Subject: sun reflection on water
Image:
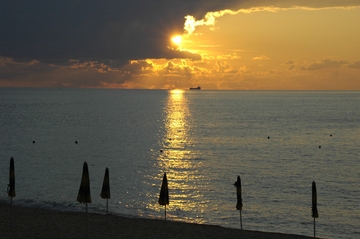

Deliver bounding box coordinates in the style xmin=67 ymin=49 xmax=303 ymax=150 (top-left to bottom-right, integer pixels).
xmin=149 ymin=89 xmax=208 ymax=222
xmin=159 ymin=89 xmax=191 ymax=170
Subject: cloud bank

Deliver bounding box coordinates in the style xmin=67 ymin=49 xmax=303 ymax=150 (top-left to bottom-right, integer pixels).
xmin=1 ymin=0 xmax=360 ymax=88
xmin=2 ymin=0 xmax=358 ymax=63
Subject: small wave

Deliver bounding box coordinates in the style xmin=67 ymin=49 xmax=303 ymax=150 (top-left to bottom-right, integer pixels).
xmin=0 ymin=197 xmax=84 ymax=213
xmin=0 ymin=197 xmax=153 ymax=220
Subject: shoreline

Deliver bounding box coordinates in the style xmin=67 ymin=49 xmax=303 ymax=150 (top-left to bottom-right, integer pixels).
xmin=0 ymin=202 xmax=318 ymax=239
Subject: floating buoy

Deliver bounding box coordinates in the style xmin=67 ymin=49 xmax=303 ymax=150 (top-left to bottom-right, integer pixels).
xmin=32 ymin=140 xmax=35 ymax=144
xmin=75 ymin=141 xmax=78 ymax=144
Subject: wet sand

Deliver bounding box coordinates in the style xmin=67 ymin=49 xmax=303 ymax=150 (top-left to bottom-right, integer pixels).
xmin=0 ymin=202 xmax=318 ymax=239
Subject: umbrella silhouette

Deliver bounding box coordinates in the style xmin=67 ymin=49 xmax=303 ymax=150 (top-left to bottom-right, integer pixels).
xmin=7 ymin=157 xmax=16 ymax=229
xmin=235 ymin=175 xmax=243 ymax=231
xmin=77 ymin=161 xmax=91 ymax=237
xmin=312 ymin=181 xmax=319 ymax=238
xmin=158 ymin=173 xmax=169 ymax=220
xmin=100 ymin=167 xmax=110 ymax=214
xmin=8 ymin=157 xmax=16 ymax=197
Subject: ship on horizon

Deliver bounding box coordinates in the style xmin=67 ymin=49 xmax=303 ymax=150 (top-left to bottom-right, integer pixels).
xmin=189 ymin=86 xmax=201 ymax=90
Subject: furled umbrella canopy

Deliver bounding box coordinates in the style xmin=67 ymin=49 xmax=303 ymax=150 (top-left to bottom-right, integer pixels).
xmin=158 ymin=173 xmax=169 ymax=220
xmin=158 ymin=173 xmax=169 ymax=205
xmin=8 ymin=157 xmax=16 ymax=197
xmin=77 ymin=161 xmax=91 ymax=238
xmin=77 ymin=161 xmax=91 ymax=203
xmin=312 ymin=181 xmax=319 ymax=218
xmin=312 ymin=181 xmax=319 ymax=238
xmin=100 ymin=167 xmax=110 ymax=214
xmin=8 ymin=157 xmax=16 ymax=230
xmin=235 ymin=175 xmax=242 ymax=210
xmin=100 ymin=167 xmax=110 ymax=199
xmin=235 ymin=175 xmax=243 ymax=231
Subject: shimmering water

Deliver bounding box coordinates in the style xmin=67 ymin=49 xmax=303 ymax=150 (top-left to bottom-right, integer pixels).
xmin=0 ymin=89 xmax=359 ymax=239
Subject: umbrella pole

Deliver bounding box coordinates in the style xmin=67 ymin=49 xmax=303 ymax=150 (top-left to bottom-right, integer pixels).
xmin=10 ymin=197 xmax=12 ymax=230
xmin=240 ymin=210 xmax=242 ymax=230
xmin=240 ymin=210 xmax=243 ymax=238
xmin=314 ymin=217 xmax=316 ymax=238
xmin=86 ymin=202 xmax=88 ymax=239
xmin=165 ymin=205 xmax=167 ymax=221
xmin=106 ymin=198 xmax=108 ymax=215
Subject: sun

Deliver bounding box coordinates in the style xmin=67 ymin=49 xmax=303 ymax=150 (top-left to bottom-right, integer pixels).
xmin=171 ymin=35 xmax=182 ymax=46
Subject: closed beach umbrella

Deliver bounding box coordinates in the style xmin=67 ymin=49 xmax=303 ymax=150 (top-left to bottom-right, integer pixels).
xmin=77 ymin=161 xmax=91 ymax=203
xmin=8 ymin=157 xmax=16 ymax=197
xmin=235 ymin=175 xmax=243 ymax=230
xmin=100 ymin=167 xmax=110 ymax=214
xmin=158 ymin=173 xmax=169 ymax=220
xmin=77 ymin=161 xmax=91 ymax=238
xmin=312 ymin=181 xmax=319 ymax=238
xmin=8 ymin=157 xmax=16 ymax=229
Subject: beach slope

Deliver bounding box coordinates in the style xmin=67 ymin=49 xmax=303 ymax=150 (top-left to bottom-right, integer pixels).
xmin=0 ymin=203 xmax=317 ymax=239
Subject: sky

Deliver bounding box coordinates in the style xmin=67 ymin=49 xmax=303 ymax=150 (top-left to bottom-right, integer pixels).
xmin=1 ymin=0 xmax=360 ymax=90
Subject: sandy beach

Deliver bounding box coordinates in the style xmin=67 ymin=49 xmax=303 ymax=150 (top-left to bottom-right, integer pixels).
xmin=0 ymin=202 xmax=318 ymax=239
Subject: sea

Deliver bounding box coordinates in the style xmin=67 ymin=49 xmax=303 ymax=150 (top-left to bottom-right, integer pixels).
xmin=0 ymin=88 xmax=359 ymax=239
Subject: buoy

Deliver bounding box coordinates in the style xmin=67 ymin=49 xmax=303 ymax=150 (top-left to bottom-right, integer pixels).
xmin=32 ymin=140 xmax=35 ymax=144
xmin=75 ymin=141 xmax=78 ymax=144
xmin=319 ymin=146 xmax=321 ymax=148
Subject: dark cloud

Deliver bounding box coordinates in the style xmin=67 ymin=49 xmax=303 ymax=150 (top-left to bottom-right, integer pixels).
xmin=287 ymin=65 xmax=295 ymax=70
xmin=0 ymin=0 xmax=237 ymax=64
xmin=307 ymin=59 xmax=348 ymax=70
xmin=284 ymin=60 xmax=295 ymax=65
xmin=2 ymin=0 xmax=358 ymax=64
xmin=348 ymin=61 xmax=360 ymax=69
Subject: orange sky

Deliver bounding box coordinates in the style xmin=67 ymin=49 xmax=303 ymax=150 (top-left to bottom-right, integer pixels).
xmin=139 ymin=7 xmax=360 ymax=90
